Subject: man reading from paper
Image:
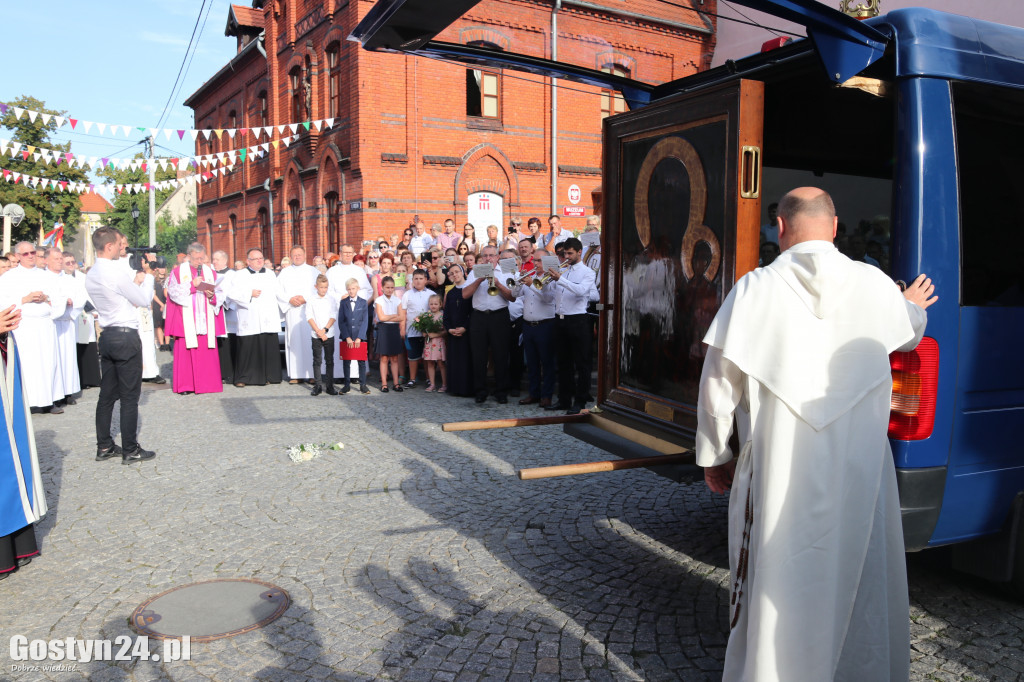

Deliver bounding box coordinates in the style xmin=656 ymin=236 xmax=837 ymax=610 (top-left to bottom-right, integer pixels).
xmin=696 ymin=188 xmax=937 ymax=682
xmin=165 ymin=242 xmax=224 ymax=394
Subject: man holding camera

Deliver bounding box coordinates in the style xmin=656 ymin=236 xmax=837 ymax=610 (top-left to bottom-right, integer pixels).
xmin=85 ymin=227 xmax=156 ymax=464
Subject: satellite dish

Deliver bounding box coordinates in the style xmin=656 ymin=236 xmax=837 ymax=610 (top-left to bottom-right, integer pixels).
xmin=2 ymin=204 xmax=25 ymax=226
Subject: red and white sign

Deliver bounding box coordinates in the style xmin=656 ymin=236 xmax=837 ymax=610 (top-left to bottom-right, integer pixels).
xmin=567 ymin=184 xmax=581 ymax=205
xmin=563 ymin=206 xmax=586 ymax=217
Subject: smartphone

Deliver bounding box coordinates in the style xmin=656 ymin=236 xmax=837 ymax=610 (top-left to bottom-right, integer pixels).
xmin=393 ymin=273 xmax=407 ymax=287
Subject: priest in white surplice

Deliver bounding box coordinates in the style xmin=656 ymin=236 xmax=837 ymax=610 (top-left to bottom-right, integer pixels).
xmin=696 ymin=188 xmax=937 ymax=682
xmin=0 ymin=242 xmax=63 ymax=414
xmin=276 ymin=245 xmax=319 ymax=382
xmin=228 ymin=248 xmax=282 ymax=387
xmin=325 ymin=244 xmax=372 ymax=302
xmin=44 ymin=248 xmax=86 ymax=406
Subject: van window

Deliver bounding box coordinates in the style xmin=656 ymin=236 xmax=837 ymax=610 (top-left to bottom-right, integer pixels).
xmin=954 ymin=82 xmax=1024 ymax=307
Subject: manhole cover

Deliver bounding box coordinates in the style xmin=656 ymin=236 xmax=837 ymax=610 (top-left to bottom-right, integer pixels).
xmin=130 ymin=578 xmax=290 ymax=642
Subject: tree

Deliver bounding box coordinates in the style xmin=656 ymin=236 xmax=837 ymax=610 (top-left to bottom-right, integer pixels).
xmin=96 ymin=154 xmax=178 ymax=248
xmin=156 ymin=205 xmax=198 ymax=257
xmin=0 ymin=96 xmax=90 ymax=243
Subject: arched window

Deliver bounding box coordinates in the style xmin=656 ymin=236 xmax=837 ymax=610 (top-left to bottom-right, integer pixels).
xmin=290 ymin=67 xmax=302 ymax=123
xmin=325 ymin=192 xmax=339 ymax=253
xmin=600 ymin=65 xmax=629 ymax=119
xmin=257 ymin=207 xmax=269 ymax=257
xmin=289 ymin=199 xmax=301 ymax=245
xmin=326 ymin=43 xmax=341 ymax=119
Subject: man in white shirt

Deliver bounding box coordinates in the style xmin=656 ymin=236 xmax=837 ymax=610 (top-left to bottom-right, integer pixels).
xmin=45 ymin=247 xmax=85 ymax=408
xmin=462 ymin=245 xmax=516 ymax=403
xmin=84 ymin=227 xmax=157 ymax=463
xmin=539 ymin=215 xmax=570 ymax=254
xmin=227 ymin=248 xmax=282 ymax=387
xmin=408 ymin=221 xmax=434 ymax=257
xmin=326 ymin=244 xmax=372 ymax=302
xmin=0 ymin=242 xmax=63 ymax=414
xmin=276 ymin=245 xmax=319 ymax=383
xmin=545 ymin=237 xmax=597 ymax=414
xmin=513 ymin=250 xmax=556 ymax=407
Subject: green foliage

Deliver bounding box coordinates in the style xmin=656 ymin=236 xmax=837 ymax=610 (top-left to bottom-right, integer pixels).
xmin=0 ymin=95 xmax=90 ymax=243
xmin=156 ymin=205 xmax=198 ymax=257
xmin=97 ymin=154 xmax=179 ymax=248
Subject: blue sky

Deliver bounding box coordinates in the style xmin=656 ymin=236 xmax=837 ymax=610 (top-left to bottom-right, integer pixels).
xmin=3 ymin=1 xmax=239 ymax=162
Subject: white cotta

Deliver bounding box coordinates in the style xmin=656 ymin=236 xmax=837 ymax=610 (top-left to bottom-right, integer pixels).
xmin=325 ymin=263 xmax=372 ymax=302
xmin=276 ymin=263 xmax=319 ymax=378
xmin=168 ymin=263 xmax=221 ymax=349
xmin=0 ymin=266 xmax=63 ymax=408
xmin=227 ymin=268 xmax=282 ymax=335
xmin=696 ymin=241 xmax=927 ymax=682
xmin=74 ymin=270 xmax=97 ymax=344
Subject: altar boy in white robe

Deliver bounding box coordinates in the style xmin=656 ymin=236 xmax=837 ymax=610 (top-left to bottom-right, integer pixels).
xmin=44 ymin=248 xmax=85 ymax=406
xmin=696 ymin=187 xmax=937 ymax=682
xmin=276 ymin=245 xmax=319 ymax=383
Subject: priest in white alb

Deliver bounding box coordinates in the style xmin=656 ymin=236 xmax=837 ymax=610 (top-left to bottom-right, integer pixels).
xmin=0 ymin=242 xmax=63 ymax=414
xmin=326 ymin=244 xmax=372 ymax=302
xmin=165 ymin=243 xmax=225 ymax=394
xmin=45 ymin=247 xmax=86 ymax=406
xmin=696 ymin=188 xmax=937 ymax=682
xmin=276 ymin=245 xmax=319 ymax=383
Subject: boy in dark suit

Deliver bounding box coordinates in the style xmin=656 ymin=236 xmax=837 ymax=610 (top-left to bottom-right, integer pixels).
xmin=337 ymin=278 xmax=370 ymax=394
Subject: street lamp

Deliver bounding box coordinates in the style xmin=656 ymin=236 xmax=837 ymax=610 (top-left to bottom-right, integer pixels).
xmin=131 ymin=203 xmax=140 ymax=248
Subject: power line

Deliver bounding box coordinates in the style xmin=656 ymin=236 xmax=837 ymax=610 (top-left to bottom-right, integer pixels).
xmin=656 ymin=0 xmax=802 ymax=37
xmin=154 ymin=0 xmax=214 ymax=131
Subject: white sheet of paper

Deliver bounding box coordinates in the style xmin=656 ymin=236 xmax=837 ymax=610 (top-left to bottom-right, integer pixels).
xmin=498 ymin=258 xmax=518 ymax=274
xmin=580 ymin=232 xmax=601 ymax=249
xmin=541 ymin=256 xmax=560 ymax=272
xmin=473 ymin=263 xmax=494 ymax=279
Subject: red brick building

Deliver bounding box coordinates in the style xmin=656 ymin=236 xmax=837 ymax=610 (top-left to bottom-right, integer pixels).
xmin=185 ymin=0 xmax=716 ymax=264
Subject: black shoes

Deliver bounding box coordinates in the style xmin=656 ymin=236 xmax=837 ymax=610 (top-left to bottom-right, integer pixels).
xmin=475 ymin=395 xmax=487 ymax=403
xmin=544 ymin=402 xmax=570 ymax=411
xmin=340 ymin=384 xmax=351 ymax=395
xmin=393 ymin=384 xmax=404 ymax=392
xmin=311 ymin=385 xmax=323 ymax=396
xmin=360 ymin=385 xmax=371 ymax=394
xmin=496 ymin=396 xmax=508 ymax=404
xmin=325 ymin=386 xmax=338 ymax=395
xmin=96 ymin=444 xmax=123 ymax=461
xmin=48 ymin=405 xmax=64 ymax=415
xmin=145 ymin=376 xmax=167 ymax=385
xmin=565 ymin=406 xmax=583 ymax=415
xmin=380 ymin=385 xmax=389 ymax=393
xmin=122 ymin=446 xmax=156 ymax=465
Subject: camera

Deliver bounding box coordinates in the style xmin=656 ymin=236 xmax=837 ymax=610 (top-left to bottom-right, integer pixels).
xmin=126 ymin=245 xmax=162 ymax=272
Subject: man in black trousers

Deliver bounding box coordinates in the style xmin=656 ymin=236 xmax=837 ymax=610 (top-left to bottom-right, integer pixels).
xmin=84 ymin=227 xmax=156 ymax=464
xmin=462 ymin=245 xmax=516 ymax=404
xmin=544 ymin=237 xmax=598 ymax=415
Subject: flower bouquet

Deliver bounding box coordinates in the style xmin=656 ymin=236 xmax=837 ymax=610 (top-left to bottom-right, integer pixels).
xmin=411 ymin=311 xmax=444 ymax=335
xmin=287 ymin=441 xmax=344 ymax=463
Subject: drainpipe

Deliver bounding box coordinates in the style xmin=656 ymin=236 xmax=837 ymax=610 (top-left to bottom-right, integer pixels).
xmin=550 ymin=0 xmax=561 ymax=217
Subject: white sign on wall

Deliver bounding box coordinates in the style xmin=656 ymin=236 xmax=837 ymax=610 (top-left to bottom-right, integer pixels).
xmin=467 ymin=191 xmax=504 ymax=242
xmin=568 ymin=184 xmax=581 ymax=205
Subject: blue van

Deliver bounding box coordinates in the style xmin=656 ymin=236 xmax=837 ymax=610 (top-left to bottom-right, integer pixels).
xmin=353 ymin=2 xmax=1024 ymax=590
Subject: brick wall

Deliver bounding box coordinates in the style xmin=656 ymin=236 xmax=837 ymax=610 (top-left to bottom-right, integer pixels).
xmin=188 ymin=0 xmax=714 ymax=263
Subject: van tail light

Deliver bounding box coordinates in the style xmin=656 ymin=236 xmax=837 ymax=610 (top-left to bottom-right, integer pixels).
xmin=888 ymin=336 xmax=939 ymax=440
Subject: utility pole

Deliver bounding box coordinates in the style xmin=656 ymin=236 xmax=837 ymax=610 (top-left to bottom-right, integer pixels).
xmin=147 ymin=136 xmax=157 ymax=246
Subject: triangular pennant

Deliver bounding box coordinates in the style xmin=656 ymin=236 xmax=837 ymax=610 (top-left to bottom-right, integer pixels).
xmin=301 ymin=121 xmax=311 ymax=131
xmin=96 ymin=122 xmax=106 ymax=135
xmin=239 ymin=148 xmax=248 ymax=162
xmin=150 ymin=128 xmax=159 ymax=138
xmin=324 ymin=118 xmax=334 ymax=128
xmin=12 ymin=107 xmax=24 ymax=119
xmin=177 ymin=130 xmax=185 ymax=140
xmin=213 ymin=129 xmax=224 ymax=139
xmin=55 ymin=115 xmax=66 ymax=128
xmin=189 ymin=130 xmax=200 ymax=141
xmin=238 ymin=128 xmax=248 ymax=137
xmin=226 ymin=129 xmax=236 ymax=139
xmin=27 ymin=110 xmax=38 ymax=123
xmin=271 ymin=140 xmax=280 ymax=149
xmin=163 ymin=129 xmax=174 ymax=141
xmin=313 ymin=120 xmax=323 ymax=131
xmin=202 ymin=129 xmax=212 ymax=140
xmin=288 ymin=123 xmax=299 ymax=134
xmin=277 ymin=125 xmax=287 ymax=135
xmin=83 ymin=121 xmax=93 ymax=133
xmin=69 ymin=118 xmax=78 ymax=129
xmin=41 ymin=113 xmax=52 ymax=125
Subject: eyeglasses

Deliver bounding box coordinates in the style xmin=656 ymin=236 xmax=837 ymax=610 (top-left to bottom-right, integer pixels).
xmin=17 ymin=252 xmax=34 ymax=257
xmin=247 ymin=256 xmax=264 ymax=261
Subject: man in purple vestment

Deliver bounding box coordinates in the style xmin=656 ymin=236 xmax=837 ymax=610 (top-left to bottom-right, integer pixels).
xmin=165 ymin=243 xmax=225 ymax=394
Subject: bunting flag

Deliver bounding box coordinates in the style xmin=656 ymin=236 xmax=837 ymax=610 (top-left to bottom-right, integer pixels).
xmin=0 ymin=101 xmax=335 ymax=143
xmin=0 ymin=165 xmax=209 ymax=197
xmin=0 ymin=136 xmax=294 ymax=172
xmin=42 ymin=221 xmax=65 ymax=251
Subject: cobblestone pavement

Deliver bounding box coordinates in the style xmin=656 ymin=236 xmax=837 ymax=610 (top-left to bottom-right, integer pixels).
xmin=2 ymin=352 xmax=1023 ymax=681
